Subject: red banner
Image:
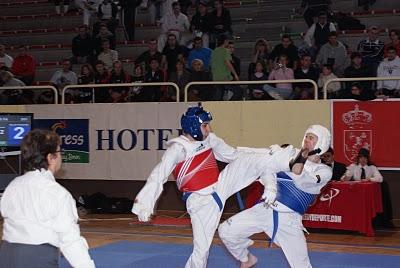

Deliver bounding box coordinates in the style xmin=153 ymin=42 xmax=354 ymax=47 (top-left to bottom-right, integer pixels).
xmin=332 ymin=100 xmax=400 ymax=168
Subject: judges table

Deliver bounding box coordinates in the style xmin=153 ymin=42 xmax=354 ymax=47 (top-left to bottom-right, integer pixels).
xmin=303 ymin=181 xmax=383 ymax=236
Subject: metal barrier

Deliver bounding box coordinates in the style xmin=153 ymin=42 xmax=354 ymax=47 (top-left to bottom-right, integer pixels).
xmin=323 ymin=76 xmax=400 ymax=99
xmin=183 ymin=79 xmax=319 ymax=102
xmin=62 ymin=82 xmax=180 ymax=104
xmin=0 ymin=85 xmax=59 ymax=104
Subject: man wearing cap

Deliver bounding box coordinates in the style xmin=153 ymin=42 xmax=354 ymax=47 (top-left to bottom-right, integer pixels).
xmin=132 ymin=106 xmax=299 ymax=268
xmin=341 ymin=148 xmax=383 ymax=182
xmin=218 ymin=125 xmax=333 ymax=268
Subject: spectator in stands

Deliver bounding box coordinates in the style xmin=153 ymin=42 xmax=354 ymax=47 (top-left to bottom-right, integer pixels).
xmin=95 ymin=0 xmax=119 ymax=35
xmin=248 ymin=61 xmax=270 ymax=100
xmin=157 ymin=2 xmax=190 ymax=52
xmin=109 ymin=60 xmax=132 ymax=84
xmin=248 ymin=38 xmax=270 ymax=79
xmin=341 ymin=82 xmax=376 ymax=101
xmin=78 ymin=64 xmax=95 ymax=85
xmin=300 ymin=0 xmax=332 ymax=27
xmin=119 ymin=0 xmax=143 ymax=41
xmin=161 ymin=33 xmax=188 ymax=76
xmin=344 ymin=52 xmax=373 ymax=90
xmin=190 ymin=1 xmax=211 ymax=48
xmin=135 ymin=39 xmax=163 ymax=73
xmin=376 ymin=46 xmax=400 ymax=98
xmin=228 ymin=40 xmax=240 ymax=78
xmin=53 ymin=0 xmax=70 ymax=14
xmin=293 ymin=54 xmax=319 ymax=99
xmin=144 ymin=57 xmax=164 ymax=101
xmin=321 ymin=147 xmax=347 ymax=181
xmin=107 ymin=60 xmax=132 ymax=102
xmin=0 ymin=70 xmax=25 ymax=87
xmin=97 ymin=39 xmax=118 ymax=69
xmin=0 ymin=45 xmax=13 ymax=71
xmin=304 ymin=11 xmax=336 ymax=52
xmin=187 ymin=37 xmax=212 ymax=70
xmin=11 ymin=46 xmax=36 ymax=86
xmin=316 ymin=31 xmax=348 ymax=77
xmin=318 ymin=64 xmax=340 ymax=99
xmin=357 ymin=26 xmax=384 ymax=75
xmin=93 ymin=60 xmax=110 ymax=102
xmin=128 ymin=64 xmax=145 ymax=102
xmin=263 ymin=54 xmax=294 ymax=100
xmin=75 ymin=64 xmax=95 ymax=103
xmin=94 ymin=23 xmax=116 ymax=55
xmin=209 ymin=0 xmax=232 ymax=49
xmin=384 ymin=29 xmax=400 ymax=58
xmin=358 ymin=0 xmax=376 ymax=11
xmin=168 ymin=60 xmax=190 ymax=101
xmin=75 ymin=0 xmax=101 ymax=26
xmin=189 ymin=59 xmax=213 ymax=101
xmin=341 ymin=148 xmax=383 ymax=182
xmin=269 ymin=35 xmax=299 ymax=69
xmin=50 ymin=59 xmax=78 ymax=96
xmin=211 ymin=35 xmax=239 ymax=100
xmin=71 ymin=25 xmax=94 ymax=64
xmin=226 ymin=40 xmax=243 ymax=100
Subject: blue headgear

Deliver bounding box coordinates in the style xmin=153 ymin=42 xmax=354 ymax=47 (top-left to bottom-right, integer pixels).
xmin=181 ymin=106 xmax=212 ymax=141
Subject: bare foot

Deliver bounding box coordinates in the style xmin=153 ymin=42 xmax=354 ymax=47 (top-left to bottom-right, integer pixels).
xmin=240 ymin=253 xmax=258 ymax=268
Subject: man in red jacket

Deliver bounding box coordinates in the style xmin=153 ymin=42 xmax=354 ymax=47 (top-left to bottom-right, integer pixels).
xmin=11 ymin=46 xmax=36 ymax=86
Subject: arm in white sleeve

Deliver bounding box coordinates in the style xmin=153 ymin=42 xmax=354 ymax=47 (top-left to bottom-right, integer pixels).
xmin=304 ymin=24 xmax=316 ymax=47
xmin=272 ymin=145 xmax=299 ymax=172
xmin=291 ymin=163 xmax=332 ymax=194
xmin=132 ymin=143 xmax=183 ymax=216
xmin=342 ymin=164 xmax=354 ymax=181
xmin=369 ymin=166 xmax=383 ymax=182
xmin=53 ymin=192 xmax=95 ymax=268
xmin=259 ymin=173 xmax=277 ymax=204
xmin=208 ymin=132 xmax=240 ymax=163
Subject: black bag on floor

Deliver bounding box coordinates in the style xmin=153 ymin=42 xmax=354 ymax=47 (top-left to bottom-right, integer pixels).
xmin=77 ymin=192 xmax=133 ymax=213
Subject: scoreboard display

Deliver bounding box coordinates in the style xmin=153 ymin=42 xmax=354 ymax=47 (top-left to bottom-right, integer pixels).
xmin=0 ymin=113 xmax=33 ymax=148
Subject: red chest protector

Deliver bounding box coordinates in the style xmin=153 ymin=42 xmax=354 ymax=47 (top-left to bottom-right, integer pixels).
xmin=173 ymin=148 xmax=220 ymax=192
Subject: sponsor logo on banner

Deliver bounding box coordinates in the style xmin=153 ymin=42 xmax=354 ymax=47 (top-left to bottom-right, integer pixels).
xmin=96 ymin=128 xmax=183 ymax=151
xmin=319 ymin=188 xmax=340 ymax=206
xmin=34 ymin=119 xmax=89 ymax=163
xmin=341 ymin=104 xmax=372 ymax=162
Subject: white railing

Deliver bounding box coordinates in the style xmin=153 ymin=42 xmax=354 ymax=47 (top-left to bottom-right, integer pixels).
xmin=323 ymin=76 xmax=400 ymax=99
xmin=61 ymin=82 xmax=181 ymax=104
xmin=0 ymin=85 xmax=59 ymax=104
xmin=183 ymin=79 xmax=319 ymax=102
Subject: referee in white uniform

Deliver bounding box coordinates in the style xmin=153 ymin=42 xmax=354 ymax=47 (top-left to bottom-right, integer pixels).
xmin=0 ymin=129 xmax=95 ymax=268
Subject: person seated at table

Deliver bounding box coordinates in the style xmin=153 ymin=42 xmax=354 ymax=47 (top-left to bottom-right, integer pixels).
xmin=321 ymin=147 xmax=346 ymax=181
xmin=340 ymin=148 xmax=383 ymax=182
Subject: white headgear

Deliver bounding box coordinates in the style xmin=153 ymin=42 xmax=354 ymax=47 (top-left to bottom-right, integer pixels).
xmin=302 ymin=125 xmax=331 ymax=155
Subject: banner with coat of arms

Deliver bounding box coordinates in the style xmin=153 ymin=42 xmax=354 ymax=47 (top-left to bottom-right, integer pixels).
xmin=332 ymin=101 xmax=400 ymax=169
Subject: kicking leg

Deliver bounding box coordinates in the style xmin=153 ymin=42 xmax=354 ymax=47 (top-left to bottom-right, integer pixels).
xmin=218 ymin=203 xmax=270 ymax=265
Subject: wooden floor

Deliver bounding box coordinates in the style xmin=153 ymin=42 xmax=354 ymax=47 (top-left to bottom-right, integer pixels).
xmin=76 ymin=211 xmax=400 ymax=256
xmin=1 ymin=211 xmax=399 ymax=259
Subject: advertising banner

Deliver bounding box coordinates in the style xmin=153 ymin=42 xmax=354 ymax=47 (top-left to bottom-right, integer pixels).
xmin=332 ymin=100 xmax=400 ymax=168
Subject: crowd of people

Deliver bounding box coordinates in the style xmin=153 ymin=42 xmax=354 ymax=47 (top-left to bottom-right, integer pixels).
xmin=0 ymin=0 xmax=399 ymax=104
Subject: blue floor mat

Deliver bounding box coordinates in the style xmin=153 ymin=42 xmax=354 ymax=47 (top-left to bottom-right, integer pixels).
xmin=60 ymin=240 xmax=400 ymax=268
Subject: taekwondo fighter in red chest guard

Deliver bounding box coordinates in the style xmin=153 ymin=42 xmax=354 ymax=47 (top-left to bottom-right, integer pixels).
xmin=131 ymin=106 xmax=298 ymax=268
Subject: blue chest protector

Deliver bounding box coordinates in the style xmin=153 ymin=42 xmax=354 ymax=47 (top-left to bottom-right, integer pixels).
xmin=275 ymin=171 xmax=318 ymax=215
xmin=269 ymin=171 xmax=318 ymax=247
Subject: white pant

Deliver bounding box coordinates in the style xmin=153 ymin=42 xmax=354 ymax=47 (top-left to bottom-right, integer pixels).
xmin=184 ymin=152 xmax=289 ymax=268
xmin=218 ymin=203 xmax=312 ymax=268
